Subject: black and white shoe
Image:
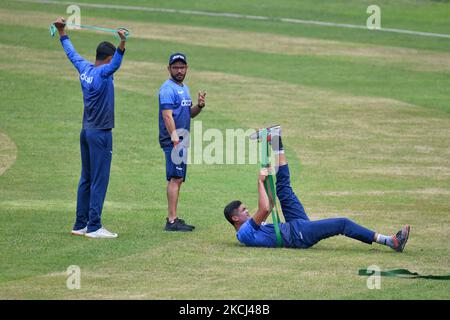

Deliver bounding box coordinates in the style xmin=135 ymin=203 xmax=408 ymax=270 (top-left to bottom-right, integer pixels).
xmin=165 ymin=218 xmax=195 ymax=232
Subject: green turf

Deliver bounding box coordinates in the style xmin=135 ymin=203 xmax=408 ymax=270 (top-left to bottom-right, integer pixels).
xmin=0 ymin=0 xmax=449 ymax=299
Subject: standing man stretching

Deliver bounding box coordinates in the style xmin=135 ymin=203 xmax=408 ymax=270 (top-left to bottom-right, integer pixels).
xmin=53 ymin=17 xmax=127 ymax=238
xmin=158 ymin=53 xmax=206 ymax=231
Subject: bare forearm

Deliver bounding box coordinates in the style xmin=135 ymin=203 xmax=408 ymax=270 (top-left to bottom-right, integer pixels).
xmin=118 ymin=40 xmax=125 ymax=51
xmin=163 ymin=115 xmax=178 ymax=142
xmin=190 ymin=105 xmax=203 ymax=118
xmin=192 ymin=91 xmax=206 ymax=118
xmin=58 ymin=29 xmax=67 ymax=37
xmin=253 ymin=181 xmax=271 ymax=225
xmin=258 ymin=181 xmax=270 ymax=214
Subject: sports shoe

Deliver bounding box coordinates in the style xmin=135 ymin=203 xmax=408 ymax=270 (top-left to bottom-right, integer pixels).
xmin=249 ymin=125 xmax=284 ymax=155
xmin=165 ymin=218 xmax=195 ymax=232
xmin=392 ymin=225 xmax=410 ymax=252
xmin=177 ymin=218 xmax=195 ymax=230
xmin=85 ymin=227 xmax=118 ymax=239
xmin=249 ymin=124 xmax=281 ymax=141
xmin=71 ymin=226 xmax=87 ymax=236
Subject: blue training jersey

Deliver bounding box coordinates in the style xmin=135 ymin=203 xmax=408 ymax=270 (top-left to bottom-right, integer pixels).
xmin=236 ymin=218 xmax=292 ymax=248
xmin=60 ymin=35 xmax=125 ymax=129
xmin=158 ymin=79 xmax=192 ymax=148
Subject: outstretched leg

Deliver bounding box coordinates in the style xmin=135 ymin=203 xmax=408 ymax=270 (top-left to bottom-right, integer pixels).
xmin=294 ymin=217 xmax=376 ymax=248
xmin=291 ymin=218 xmax=410 ymax=252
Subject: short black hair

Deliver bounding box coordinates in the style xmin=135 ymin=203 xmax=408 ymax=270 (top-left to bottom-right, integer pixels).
xmin=96 ymin=41 xmax=116 ymax=61
xmin=224 ymin=200 xmax=241 ymax=226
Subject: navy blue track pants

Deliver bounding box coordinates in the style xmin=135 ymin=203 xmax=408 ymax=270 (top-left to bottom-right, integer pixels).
xmin=276 ymin=164 xmax=375 ymax=248
xmin=73 ymin=128 xmax=112 ymax=233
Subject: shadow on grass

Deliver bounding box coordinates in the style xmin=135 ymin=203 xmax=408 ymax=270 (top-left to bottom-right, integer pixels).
xmin=222 ymin=241 xmax=391 ymax=254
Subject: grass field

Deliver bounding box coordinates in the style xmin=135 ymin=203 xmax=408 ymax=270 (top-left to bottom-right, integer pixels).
xmin=0 ymin=0 xmax=449 ymax=299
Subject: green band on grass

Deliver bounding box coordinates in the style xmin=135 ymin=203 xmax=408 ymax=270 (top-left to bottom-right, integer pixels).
xmin=358 ymin=268 xmax=450 ymax=280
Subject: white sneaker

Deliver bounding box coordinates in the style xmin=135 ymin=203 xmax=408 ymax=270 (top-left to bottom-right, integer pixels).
xmin=71 ymin=227 xmax=87 ymax=236
xmin=85 ymin=227 xmax=118 ymax=239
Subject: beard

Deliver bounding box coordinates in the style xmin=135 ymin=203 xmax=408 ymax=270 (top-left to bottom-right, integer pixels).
xmin=171 ymin=72 xmax=186 ymax=83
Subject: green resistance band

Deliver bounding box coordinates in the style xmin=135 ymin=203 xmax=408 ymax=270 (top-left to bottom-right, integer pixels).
xmin=50 ymin=23 xmax=130 ymax=40
xmin=260 ymin=129 xmax=284 ymax=248
xmin=359 ymin=268 xmax=450 ymax=280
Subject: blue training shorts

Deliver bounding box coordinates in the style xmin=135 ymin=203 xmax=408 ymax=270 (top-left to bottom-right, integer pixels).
xmin=163 ymin=146 xmax=188 ymax=182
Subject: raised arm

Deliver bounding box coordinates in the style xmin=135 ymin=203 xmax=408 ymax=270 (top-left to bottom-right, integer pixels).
xmin=190 ymin=91 xmax=206 ymax=118
xmin=54 ymin=17 xmax=88 ymax=73
xmin=252 ymin=168 xmax=272 ymax=225
xmin=99 ymin=29 xmax=127 ymax=78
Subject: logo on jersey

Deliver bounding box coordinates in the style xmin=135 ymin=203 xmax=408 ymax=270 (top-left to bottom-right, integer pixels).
xmin=181 ymin=99 xmax=192 ymax=107
xmin=80 ymin=73 xmax=93 ymax=84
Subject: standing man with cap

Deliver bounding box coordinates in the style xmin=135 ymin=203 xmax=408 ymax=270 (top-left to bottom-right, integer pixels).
xmin=53 ymin=17 xmax=127 ymax=238
xmin=158 ymin=53 xmax=207 ymax=231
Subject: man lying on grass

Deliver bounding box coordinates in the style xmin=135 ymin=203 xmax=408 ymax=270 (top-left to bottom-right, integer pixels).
xmin=224 ymin=126 xmax=410 ymax=252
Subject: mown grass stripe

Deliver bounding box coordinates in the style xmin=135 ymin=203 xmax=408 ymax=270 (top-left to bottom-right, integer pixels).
xmin=21 ymin=0 xmax=450 ymax=39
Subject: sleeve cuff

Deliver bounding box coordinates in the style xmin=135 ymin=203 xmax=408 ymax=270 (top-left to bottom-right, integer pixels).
xmin=117 ymin=48 xmax=125 ymax=55
xmin=60 ymin=35 xmax=69 ymax=42
xmin=249 ymin=218 xmax=260 ymax=230
xmin=160 ymin=103 xmax=174 ymax=110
